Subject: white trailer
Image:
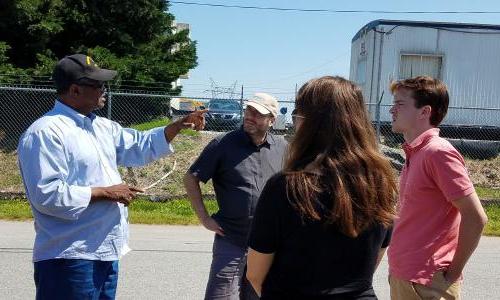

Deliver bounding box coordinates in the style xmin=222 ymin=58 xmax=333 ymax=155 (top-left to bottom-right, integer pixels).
xmin=349 ymin=19 xmax=500 ymax=128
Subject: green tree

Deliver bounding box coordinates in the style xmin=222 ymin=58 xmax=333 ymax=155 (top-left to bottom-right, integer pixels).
xmin=0 ymin=0 xmax=197 ymax=92
xmin=0 ymin=42 xmax=30 ymax=82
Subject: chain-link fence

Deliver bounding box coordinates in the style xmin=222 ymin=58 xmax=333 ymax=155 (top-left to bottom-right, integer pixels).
xmin=0 ymin=85 xmax=296 ymax=151
xmin=371 ymin=103 xmax=500 ymax=160
xmin=0 ymin=84 xmax=295 ymax=199
xmin=0 ymin=84 xmax=498 ymax=199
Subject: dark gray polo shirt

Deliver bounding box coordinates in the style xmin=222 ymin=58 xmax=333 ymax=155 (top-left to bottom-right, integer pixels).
xmin=189 ymin=127 xmax=287 ymax=248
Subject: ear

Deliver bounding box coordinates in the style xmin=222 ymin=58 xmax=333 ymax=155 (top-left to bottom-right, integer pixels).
xmin=269 ymin=116 xmax=275 ymax=126
xmin=420 ymin=105 xmax=432 ymax=120
xmin=68 ymin=84 xmax=80 ymax=97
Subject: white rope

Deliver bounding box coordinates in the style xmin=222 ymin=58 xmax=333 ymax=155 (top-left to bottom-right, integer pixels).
xmin=141 ymin=159 xmax=177 ymax=191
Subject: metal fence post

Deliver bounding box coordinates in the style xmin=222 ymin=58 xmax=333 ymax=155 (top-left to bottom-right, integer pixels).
xmin=107 ymin=85 xmax=113 ymax=120
xmin=240 ymin=85 xmax=244 ymax=118
xmin=375 ymin=91 xmax=384 ymax=142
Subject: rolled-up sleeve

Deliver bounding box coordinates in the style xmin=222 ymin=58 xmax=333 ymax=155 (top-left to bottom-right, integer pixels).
xmin=189 ymin=138 xmax=221 ymax=183
xmin=18 ymin=130 xmax=91 ymax=220
xmin=114 ymin=124 xmax=174 ymax=167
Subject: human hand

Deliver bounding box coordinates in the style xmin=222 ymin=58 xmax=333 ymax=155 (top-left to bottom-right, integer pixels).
xmin=202 ymin=216 xmax=225 ymax=236
xmin=102 ymin=183 xmax=144 ymax=206
xmin=180 ymin=109 xmax=208 ymax=131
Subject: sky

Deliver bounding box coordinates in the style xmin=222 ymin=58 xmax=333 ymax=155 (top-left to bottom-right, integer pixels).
xmin=169 ymin=0 xmax=500 ymax=101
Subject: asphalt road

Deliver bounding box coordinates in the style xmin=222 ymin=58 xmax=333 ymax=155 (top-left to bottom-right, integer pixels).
xmin=1 ymin=220 xmax=499 ymax=300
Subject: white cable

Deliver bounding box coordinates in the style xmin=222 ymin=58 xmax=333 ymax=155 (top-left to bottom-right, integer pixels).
xmin=141 ymin=159 xmax=177 ymax=191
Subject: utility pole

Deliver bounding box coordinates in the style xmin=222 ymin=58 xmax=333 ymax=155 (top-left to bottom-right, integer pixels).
xmin=240 ymin=85 xmax=244 ymax=118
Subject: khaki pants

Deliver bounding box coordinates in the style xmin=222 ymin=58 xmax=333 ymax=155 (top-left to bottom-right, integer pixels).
xmin=389 ymin=272 xmax=461 ymax=300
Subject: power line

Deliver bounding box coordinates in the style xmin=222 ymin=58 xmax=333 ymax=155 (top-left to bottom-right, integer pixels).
xmin=169 ymin=1 xmax=500 ymax=14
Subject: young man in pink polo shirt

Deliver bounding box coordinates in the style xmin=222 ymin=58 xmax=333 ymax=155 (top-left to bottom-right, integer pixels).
xmin=387 ymin=76 xmax=488 ymax=299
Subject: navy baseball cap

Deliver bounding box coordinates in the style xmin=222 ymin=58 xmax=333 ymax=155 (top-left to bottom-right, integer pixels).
xmin=52 ymin=54 xmax=117 ymax=91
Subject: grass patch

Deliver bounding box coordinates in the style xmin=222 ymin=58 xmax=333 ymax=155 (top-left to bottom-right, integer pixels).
xmin=0 ymin=199 xmax=32 ymax=220
xmin=1 ymin=199 xmax=499 ymax=236
xmin=130 ymin=118 xmax=171 ymax=131
xmin=476 ymin=187 xmax=500 ymax=199
xmin=0 ymin=151 xmax=22 ymax=190
xmin=180 ymin=128 xmax=201 ymax=137
xmin=173 ymin=137 xmax=197 ymax=153
xmin=0 ymin=198 xmax=219 ymax=225
xmin=128 ymin=198 xmax=218 ymax=224
xmin=483 ymin=205 xmax=500 ymax=236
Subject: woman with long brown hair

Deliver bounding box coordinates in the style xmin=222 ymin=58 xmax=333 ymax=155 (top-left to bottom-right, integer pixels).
xmin=246 ymin=76 xmax=398 ymax=299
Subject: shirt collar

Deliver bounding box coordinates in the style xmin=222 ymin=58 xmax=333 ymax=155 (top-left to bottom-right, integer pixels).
xmin=402 ymin=128 xmax=440 ymax=156
xmin=54 ymin=100 xmax=96 ymax=127
xmin=237 ymin=126 xmax=274 ymax=147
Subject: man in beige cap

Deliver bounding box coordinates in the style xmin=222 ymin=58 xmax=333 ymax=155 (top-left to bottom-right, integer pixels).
xmin=184 ymin=93 xmax=287 ymax=299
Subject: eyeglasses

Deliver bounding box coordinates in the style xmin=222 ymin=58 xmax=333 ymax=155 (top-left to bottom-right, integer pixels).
xmin=291 ymin=114 xmax=306 ymax=123
xmin=75 ymin=79 xmax=106 ymax=92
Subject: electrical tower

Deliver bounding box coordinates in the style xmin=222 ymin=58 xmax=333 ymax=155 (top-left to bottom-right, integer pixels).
xmin=209 ymin=78 xmax=239 ymax=100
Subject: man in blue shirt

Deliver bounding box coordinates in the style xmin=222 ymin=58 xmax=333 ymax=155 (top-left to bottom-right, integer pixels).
xmin=184 ymin=93 xmax=287 ymax=300
xmin=17 ymin=54 xmax=206 ymax=300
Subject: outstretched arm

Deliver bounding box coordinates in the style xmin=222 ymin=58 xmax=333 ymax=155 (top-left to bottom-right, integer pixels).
xmin=165 ymin=109 xmax=208 ymax=142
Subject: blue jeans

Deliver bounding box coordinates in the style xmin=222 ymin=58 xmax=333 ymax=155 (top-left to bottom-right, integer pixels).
xmin=205 ymin=235 xmax=259 ymax=300
xmin=34 ymin=259 xmax=119 ymax=300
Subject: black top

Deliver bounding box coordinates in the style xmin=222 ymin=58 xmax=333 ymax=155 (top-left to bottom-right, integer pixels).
xmin=189 ymin=127 xmax=287 ymax=248
xmin=248 ymin=174 xmax=392 ymax=300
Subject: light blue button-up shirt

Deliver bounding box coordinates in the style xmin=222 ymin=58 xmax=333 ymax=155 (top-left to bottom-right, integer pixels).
xmin=18 ymin=100 xmax=173 ymax=262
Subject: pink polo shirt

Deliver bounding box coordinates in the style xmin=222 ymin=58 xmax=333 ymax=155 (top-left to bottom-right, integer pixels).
xmin=388 ymin=128 xmax=475 ymax=286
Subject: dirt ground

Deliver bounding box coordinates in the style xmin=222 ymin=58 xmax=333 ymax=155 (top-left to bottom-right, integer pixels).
xmin=2 ymin=131 xmax=499 ymax=197
xmin=465 ymin=156 xmax=500 ymax=188
xmin=119 ymin=130 xmax=219 ymax=198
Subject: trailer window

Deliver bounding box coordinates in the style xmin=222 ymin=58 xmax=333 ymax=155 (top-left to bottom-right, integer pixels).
xmin=399 ymin=54 xmax=442 ymax=79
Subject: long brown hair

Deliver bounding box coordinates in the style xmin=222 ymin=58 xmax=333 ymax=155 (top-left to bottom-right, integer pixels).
xmin=285 ymin=76 xmax=397 ymax=237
